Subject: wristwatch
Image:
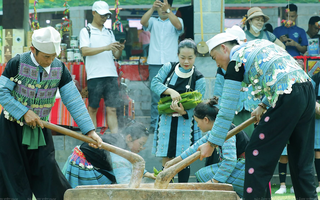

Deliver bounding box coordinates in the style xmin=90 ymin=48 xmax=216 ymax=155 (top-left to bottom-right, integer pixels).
xmin=166 ymin=8 xmax=171 ymax=13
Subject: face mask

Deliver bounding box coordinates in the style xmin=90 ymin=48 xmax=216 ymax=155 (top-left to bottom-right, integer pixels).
xmin=251 ymin=24 xmax=262 ymax=33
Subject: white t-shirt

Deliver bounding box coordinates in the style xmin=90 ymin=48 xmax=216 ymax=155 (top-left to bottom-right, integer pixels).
xmin=79 ymin=24 xmax=118 ymax=80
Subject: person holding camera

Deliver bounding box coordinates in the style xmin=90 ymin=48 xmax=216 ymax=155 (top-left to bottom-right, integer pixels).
xmin=79 ymin=1 xmax=125 ymax=133
xmin=273 ymin=3 xmax=308 ymax=57
xmin=140 ymin=0 xmax=184 ymax=134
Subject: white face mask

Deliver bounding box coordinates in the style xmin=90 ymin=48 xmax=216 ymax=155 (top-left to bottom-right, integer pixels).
xmin=250 ymin=24 xmax=262 ymax=34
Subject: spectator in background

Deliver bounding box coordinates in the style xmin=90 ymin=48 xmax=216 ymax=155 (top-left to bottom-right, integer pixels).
xmin=264 ymin=23 xmax=274 ymax=33
xmin=140 ymin=0 xmax=184 ymax=134
xmin=306 ymin=16 xmax=320 ymax=39
xmin=139 ymin=30 xmax=151 ymax=57
xmin=244 ymin=7 xmax=285 ymax=49
xmin=79 ymin=1 xmax=125 ymax=133
xmin=273 ymin=3 xmax=308 ymax=57
xmin=176 ymin=0 xmax=194 ymax=40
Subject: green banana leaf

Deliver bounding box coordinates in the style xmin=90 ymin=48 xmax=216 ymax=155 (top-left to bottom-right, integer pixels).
xmin=157 ymin=91 xmax=202 ymax=115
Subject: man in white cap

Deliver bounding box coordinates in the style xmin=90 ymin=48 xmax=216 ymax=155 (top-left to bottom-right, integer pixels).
xmin=196 ymin=33 xmax=317 ymax=199
xmin=212 ymin=26 xmax=259 ymax=139
xmin=79 ymin=1 xmax=125 ymax=133
xmin=0 ymin=26 xmax=102 ymax=199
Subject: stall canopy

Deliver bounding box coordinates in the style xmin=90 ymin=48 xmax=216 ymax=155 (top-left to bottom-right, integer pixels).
xmin=0 ymin=0 xmax=318 ymax=11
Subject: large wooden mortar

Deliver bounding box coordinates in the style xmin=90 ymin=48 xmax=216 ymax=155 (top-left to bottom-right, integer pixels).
xmin=64 ymin=183 xmax=238 ymax=200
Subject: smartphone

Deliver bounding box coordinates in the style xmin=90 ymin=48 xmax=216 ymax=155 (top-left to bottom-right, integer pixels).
xmin=159 ymin=0 xmax=164 ymax=2
xmin=119 ymin=38 xmax=125 ymax=44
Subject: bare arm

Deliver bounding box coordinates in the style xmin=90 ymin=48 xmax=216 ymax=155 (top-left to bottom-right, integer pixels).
xmin=285 ymin=38 xmax=307 ymax=54
xmin=141 ymin=1 xmax=162 ymax=27
xmin=112 ymin=42 xmax=125 ymax=59
xmin=274 ymin=38 xmax=285 ymax=49
xmin=162 ymin=0 xmax=182 ymax=30
xmin=81 ymin=42 xmax=122 ymax=57
xmin=167 ymin=11 xmax=183 ymax=30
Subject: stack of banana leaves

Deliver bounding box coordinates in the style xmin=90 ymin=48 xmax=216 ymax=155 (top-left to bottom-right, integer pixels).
xmin=157 ymin=91 xmax=202 ymax=115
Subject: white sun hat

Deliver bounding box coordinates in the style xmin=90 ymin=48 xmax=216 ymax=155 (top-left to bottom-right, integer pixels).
xmin=32 ymin=26 xmax=61 ymax=56
xmin=92 ymin=1 xmax=112 ymax=15
xmin=206 ymin=33 xmax=239 ymax=52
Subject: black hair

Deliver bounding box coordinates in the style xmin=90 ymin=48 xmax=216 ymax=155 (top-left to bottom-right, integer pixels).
xmin=264 ymin=23 xmax=273 ymax=33
xmin=168 ymin=0 xmax=173 ymax=6
xmin=224 ymin=40 xmax=240 ymax=47
xmin=309 ymin=16 xmax=320 ymax=25
xmin=120 ymin=121 xmax=149 ymax=140
xmin=194 ymin=97 xmax=219 ymax=121
xmin=31 ymin=44 xmax=40 ymax=55
xmin=178 ymin=38 xmax=197 ymax=55
xmin=285 ymin=3 xmax=297 ymax=12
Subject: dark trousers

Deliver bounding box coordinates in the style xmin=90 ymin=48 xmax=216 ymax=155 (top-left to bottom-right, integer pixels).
xmin=0 ymin=114 xmax=71 ymax=199
xmin=243 ymin=82 xmax=318 ymax=200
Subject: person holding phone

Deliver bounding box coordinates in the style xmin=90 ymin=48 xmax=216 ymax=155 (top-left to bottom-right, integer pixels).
xmin=140 ymin=0 xmax=184 ymax=135
xmin=273 ymin=3 xmax=308 ymax=56
xmin=79 ymin=1 xmax=125 ymax=133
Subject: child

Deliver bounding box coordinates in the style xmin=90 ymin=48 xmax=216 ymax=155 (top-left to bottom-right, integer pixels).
xmin=171 ymin=97 xmax=249 ymax=198
xmin=151 ymin=39 xmax=206 ymax=182
xmin=63 ymin=122 xmax=154 ymax=188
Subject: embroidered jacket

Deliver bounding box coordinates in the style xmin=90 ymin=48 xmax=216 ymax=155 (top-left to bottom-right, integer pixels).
xmin=151 ymin=62 xmax=206 ymax=157
xmin=208 ymin=39 xmax=310 ymax=147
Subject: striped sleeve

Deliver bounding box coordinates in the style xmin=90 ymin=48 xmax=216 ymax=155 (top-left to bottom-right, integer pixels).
xmin=208 ymin=79 xmax=241 ymax=146
xmin=213 ymin=136 xmax=237 ymax=183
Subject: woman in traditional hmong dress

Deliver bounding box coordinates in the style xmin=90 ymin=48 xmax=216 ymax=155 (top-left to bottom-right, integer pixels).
xmin=151 ymin=39 xmax=206 ymax=182
xmin=167 ymin=97 xmax=248 ymax=198
xmin=63 ymin=122 xmax=154 ymax=188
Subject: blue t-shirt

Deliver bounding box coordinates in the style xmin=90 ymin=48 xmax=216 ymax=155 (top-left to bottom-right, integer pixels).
xmin=273 ymin=25 xmax=308 ymax=57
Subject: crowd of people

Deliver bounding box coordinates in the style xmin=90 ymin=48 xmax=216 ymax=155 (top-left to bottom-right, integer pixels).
xmin=0 ymin=0 xmax=320 ymax=199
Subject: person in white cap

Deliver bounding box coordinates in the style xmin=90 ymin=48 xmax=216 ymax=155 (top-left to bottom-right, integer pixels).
xmin=212 ymin=26 xmax=259 ymax=140
xmin=197 ymin=33 xmax=318 ymax=200
xmin=226 ymin=25 xmax=247 ymax=43
xmin=244 ymin=7 xmax=285 ymax=49
xmin=0 ymin=26 xmax=102 ymax=199
xmin=79 ymin=1 xmax=125 ymax=133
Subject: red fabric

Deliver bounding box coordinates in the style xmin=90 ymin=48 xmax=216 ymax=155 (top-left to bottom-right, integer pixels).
xmin=294 ymin=56 xmax=320 ymax=75
xmin=119 ymin=64 xmax=149 ymax=81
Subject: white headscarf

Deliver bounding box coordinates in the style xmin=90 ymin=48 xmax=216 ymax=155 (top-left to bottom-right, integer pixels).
xmin=32 ymin=27 xmax=61 ymax=56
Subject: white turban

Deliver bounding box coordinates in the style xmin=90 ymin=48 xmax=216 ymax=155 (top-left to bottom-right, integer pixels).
xmin=32 ymin=27 xmax=61 ymax=56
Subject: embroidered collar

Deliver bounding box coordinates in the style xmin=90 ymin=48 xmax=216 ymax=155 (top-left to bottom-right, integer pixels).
xmin=30 ymin=52 xmax=51 ymax=74
xmin=174 ymin=63 xmax=194 ymax=78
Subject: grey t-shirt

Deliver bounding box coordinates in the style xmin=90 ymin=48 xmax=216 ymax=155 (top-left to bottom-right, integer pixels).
xmin=245 ymin=30 xmax=276 ymax=42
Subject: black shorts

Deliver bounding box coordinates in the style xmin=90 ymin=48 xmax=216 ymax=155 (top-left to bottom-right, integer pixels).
xmin=87 ymin=77 xmax=119 ymax=108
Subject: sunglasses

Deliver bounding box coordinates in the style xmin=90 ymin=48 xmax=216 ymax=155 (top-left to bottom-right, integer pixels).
xmin=96 ymin=12 xmax=111 ymax=19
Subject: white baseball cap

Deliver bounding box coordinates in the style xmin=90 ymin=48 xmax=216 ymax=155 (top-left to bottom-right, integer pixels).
xmin=92 ymin=1 xmax=111 ymax=15
xmin=226 ymin=25 xmax=246 ymax=41
xmin=32 ymin=26 xmax=61 ymax=56
xmin=206 ymin=33 xmax=239 ymax=52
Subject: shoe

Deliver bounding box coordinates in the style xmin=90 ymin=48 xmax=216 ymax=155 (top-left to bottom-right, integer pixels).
xmin=316 ymin=187 xmax=320 ymax=193
xmin=290 ymin=186 xmax=294 ymax=193
xmin=275 ymin=187 xmax=287 ymax=194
